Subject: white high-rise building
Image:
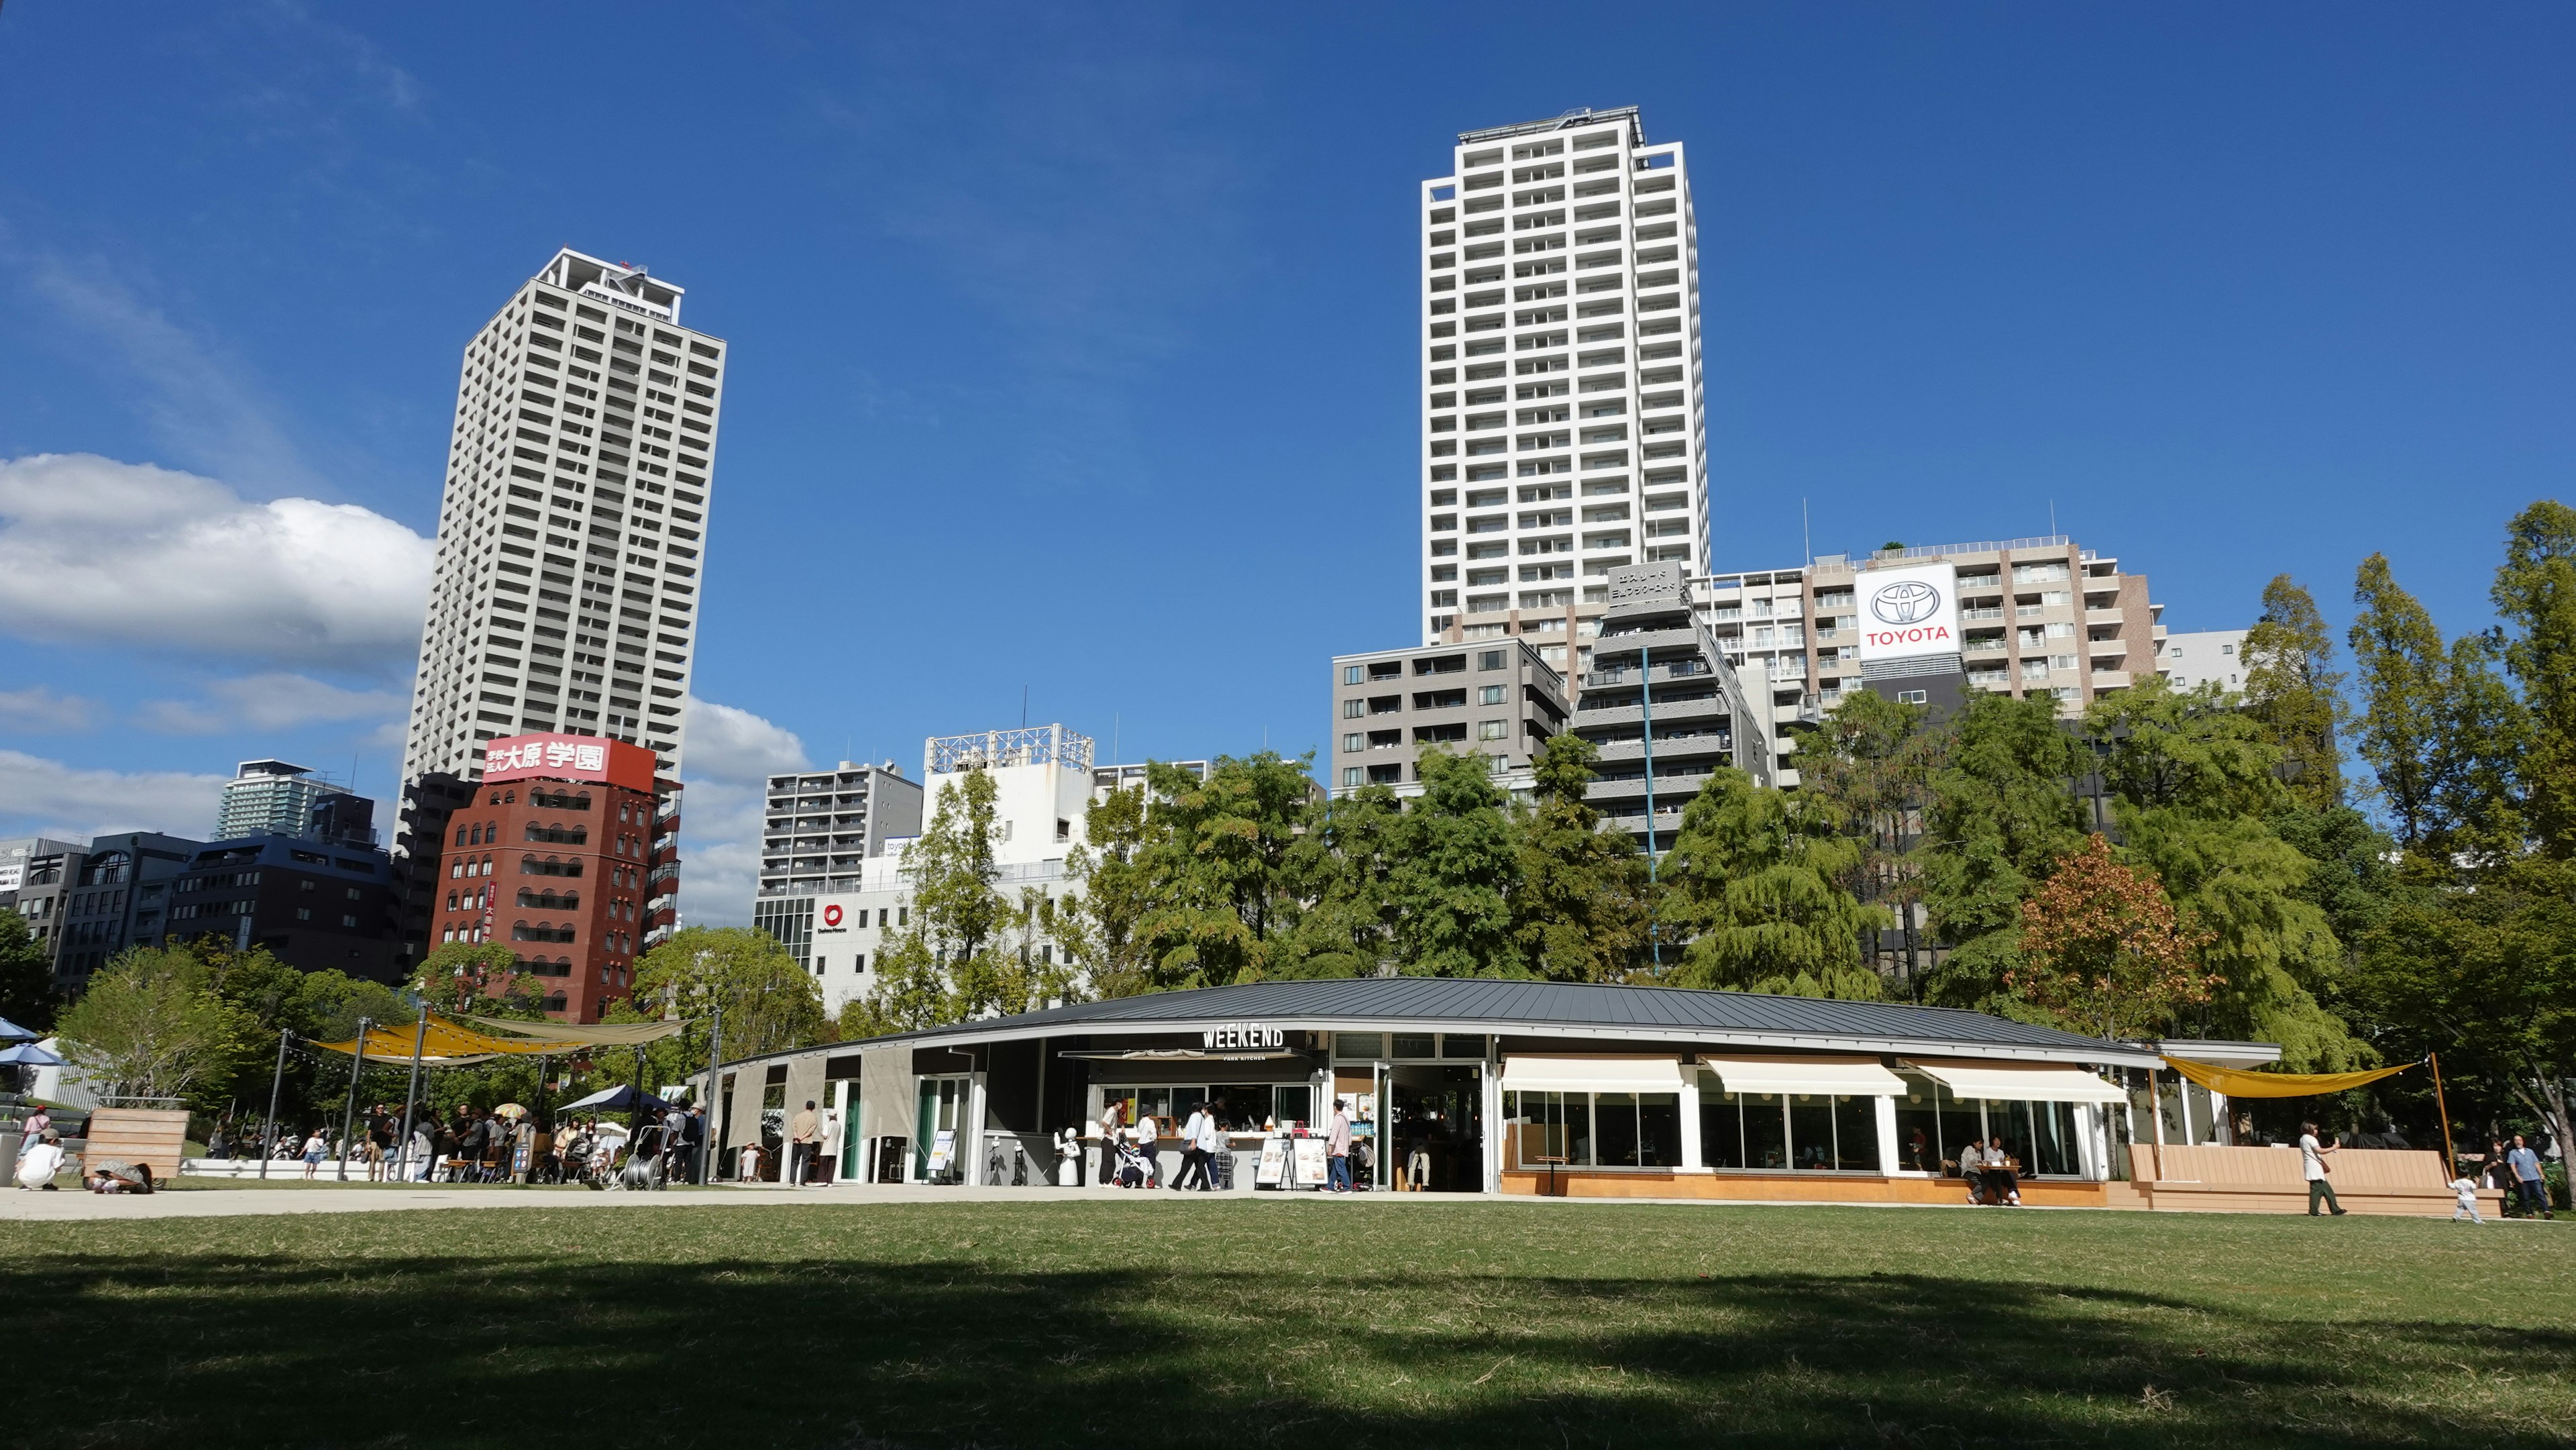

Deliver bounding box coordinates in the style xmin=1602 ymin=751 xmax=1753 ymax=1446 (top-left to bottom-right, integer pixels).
xmin=400 ymin=248 xmax=727 ymax=786
xmin=1419 ymin=106 xmax=1707 ymax=678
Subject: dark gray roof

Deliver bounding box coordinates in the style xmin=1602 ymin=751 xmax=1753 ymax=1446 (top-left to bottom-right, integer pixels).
xmin=812 ymin=977 xmax=2158 ymax=1068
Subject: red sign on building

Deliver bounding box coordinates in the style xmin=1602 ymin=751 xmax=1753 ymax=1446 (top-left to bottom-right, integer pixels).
xmin=480 ymin=733 xmax=659 ymax=793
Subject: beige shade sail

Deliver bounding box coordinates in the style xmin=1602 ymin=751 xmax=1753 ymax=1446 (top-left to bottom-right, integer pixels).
xmin=461 ymin=1015 xmax=687 ymax=1047
xmin=1499 ymin=1055 xmax=1692 ymax=1092
xmin=1696 ymin=1054 xmax=1907 ymax=1097
xmin=1907 ymin=1059 xmax=2129 ymax=1105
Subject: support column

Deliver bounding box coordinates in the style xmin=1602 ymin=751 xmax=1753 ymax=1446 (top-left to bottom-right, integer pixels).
xmin=1873 ymin=1094 xmax=1902 ymax=1176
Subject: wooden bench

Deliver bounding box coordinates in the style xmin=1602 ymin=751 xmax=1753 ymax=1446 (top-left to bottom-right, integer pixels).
xmin=2129 ymin=1143 xmax=2504 ymax=1217
xmin=78 ymin=1108 xmax=191 ymax=1188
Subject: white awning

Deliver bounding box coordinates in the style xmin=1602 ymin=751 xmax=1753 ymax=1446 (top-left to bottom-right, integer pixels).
xmin=1908 ymin=1059 xmax=2129 ymax=1104
xmin=1696 ymin=1054 xmax=1907 ymax=1096
xmin=1499 ymin=1055 xmax=1691 ymax=1092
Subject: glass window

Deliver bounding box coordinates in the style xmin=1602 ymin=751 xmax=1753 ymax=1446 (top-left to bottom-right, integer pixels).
xmin=1743 ymin=1092 xmax=1788 ymax=1169
xmin=1935 ymin=1086 xmax=1984 ymax=1177
xmin=1479 ymin=650 xmax=1505 ymax=670
xmin=1509 ymin=1090 xmax=1580 ymax=1168
xmin=1335 ymin=1033 xmax=1384 ymax=1059
xmin=1341 ymin=768 xmax=1362 ymax=787
xmin=1700 ymin=1084 xmax=1746 ymax=1169
xmin=1595 ymin=1091 xmax=1641 ymax=1166
xmin=1892 ymin=1071 xmax=1941 ymax=1172
xmin=1480 ymin=684 xmax=1507 ymax=705
xmin=1273 ymin=1084 xmax=1313 ymax=1129
xmin=1344 ymin=665 xmax=1365 ymax=685
xmin=2017 ymin=1100 xmax=2083 ymax=1176
xmin=1833 ymin=1094 xmax=1879 ymax=1172
xmin=1788 ymin=1095 xmax=1835 ymax=1170
xmin=1639 ymin=1093 xmax=1682 ymax=1168
xmin=1391 ymin=1033 xmax=1436 ymax=1059
xmin=1440 ymin=1033 xmax=1485 ymax=1058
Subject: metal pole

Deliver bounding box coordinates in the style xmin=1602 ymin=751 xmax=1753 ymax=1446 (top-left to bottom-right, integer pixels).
xmin=702 ymin=998 xmax=724 ymax=1185
xmin=1640 ymin=643 xmax=1662 ymax=970
xmin=395 ymin=1002 xmax=429 ymax=1183
xmin=2430 ymin=1051 xmax=2457 ymax=1177
xmin=335 ymin=1017 xmax=370 ymax=1182
xmin=258 ymin=1027 xmax=288 ymax=1180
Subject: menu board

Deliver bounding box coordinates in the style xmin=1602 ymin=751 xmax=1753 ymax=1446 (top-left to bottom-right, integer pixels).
xmin=1293 ymin=1137 xmax=1330 ymax=1187
xmin=929 ymin=1129 xmax=956 ymax=1176
xmin=1255 ymin=1137 xmax=1289 ymax=1188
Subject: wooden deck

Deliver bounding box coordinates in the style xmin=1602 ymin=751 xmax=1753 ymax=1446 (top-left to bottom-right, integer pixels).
xmin=2126 ymin=1144 xmax=2502 ymax=1217
xmin=1498 ymin=1168 xmax=2108 ymax=1208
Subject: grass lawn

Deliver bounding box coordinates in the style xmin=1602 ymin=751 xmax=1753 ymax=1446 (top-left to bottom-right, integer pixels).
xmin=3 ymin=1200 xmax=2568 ymax=1449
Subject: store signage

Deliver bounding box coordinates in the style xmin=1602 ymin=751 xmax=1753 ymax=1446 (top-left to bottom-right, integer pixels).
xmin=481 ymin=731 xmax=658 ymax=793
xmin=1856 ymin=563 xmax=1961 ymax=664
xmin=821 ymin=904 xmax=843 ymax=928
xmin=1202 ymin=1023 xmax=1285 ymax=1049
xmin=1605 ymin=562 xmax=1684 ymax=609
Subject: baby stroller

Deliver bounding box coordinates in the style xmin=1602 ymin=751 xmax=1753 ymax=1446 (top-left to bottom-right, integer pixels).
xmin=1113 ymin=1137 xmax=1156 ymax=1189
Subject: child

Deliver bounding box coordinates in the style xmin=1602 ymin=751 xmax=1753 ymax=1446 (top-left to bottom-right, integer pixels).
xmin=2451 ymin=1175 xmax=2485 ymax=1224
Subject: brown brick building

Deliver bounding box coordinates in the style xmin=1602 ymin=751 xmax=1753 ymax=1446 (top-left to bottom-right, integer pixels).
xmin=424 ymin=733 xmax=679 ymax=1021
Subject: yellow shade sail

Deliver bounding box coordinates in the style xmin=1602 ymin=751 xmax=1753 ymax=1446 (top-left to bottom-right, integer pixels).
xmin=312 ymin=1013 xmax=598 ymax=1061
xmin=2161 ymin=1055 xmax=2413 ymax=1099
xmin=460 ymin=1014 xmax=686 ymax=1047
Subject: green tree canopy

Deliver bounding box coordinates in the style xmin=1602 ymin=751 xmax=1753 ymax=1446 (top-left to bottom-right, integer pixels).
xmin=1387 ymin=747 xmax=1526 ymax=978
xmin=1917 ymin=693 xmax=2090 ymax=1012
xmin=1510 ymin=733 xmax=1652 ymax=982
xmin=2240 ymin=573 xmax=2345 ymax=811
xmin=0 ymin=909 xmax=56 ymax=1032
xmin=2491 ymin=500 xmax=2576 ymax=855
xmin=633 ymin=925 xmax=825 ymax=1061
xmin=1663 ymin=766 xmax=1886 ymax=999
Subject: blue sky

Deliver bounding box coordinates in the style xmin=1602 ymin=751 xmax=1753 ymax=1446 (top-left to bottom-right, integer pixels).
xmin=1 ymin=5 xmax=2569 ymax=921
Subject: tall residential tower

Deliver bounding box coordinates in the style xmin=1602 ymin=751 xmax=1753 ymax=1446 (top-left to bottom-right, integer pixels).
xmin=1420 ymin=107 xmax=1707 ymax=684
xmin=399 ymin=248 xmax=725 ymax=785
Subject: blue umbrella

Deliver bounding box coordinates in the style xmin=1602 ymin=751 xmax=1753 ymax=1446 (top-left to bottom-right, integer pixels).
xmin=0 ymin=1042 xmax=64 ymax=1068
xmin=0 ymin=1016 xmax=36 ymax=1043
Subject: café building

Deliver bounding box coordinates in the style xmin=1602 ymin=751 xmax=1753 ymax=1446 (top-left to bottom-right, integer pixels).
xmin=706 ymin=978 xmax=2167 ymax=1204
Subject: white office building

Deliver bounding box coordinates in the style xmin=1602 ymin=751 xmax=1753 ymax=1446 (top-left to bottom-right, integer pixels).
xmin=214 ymin=760 xmax=358 ymax=841
xmin=399 ymin=248 xmax=727 ymax=788
xmin=758 ymin=726 xmax=1097 ymax=1015
xmin=2156 ymin=628 xmax=2249 ymax=692
xmin=1420 ymin=106 xmax=1707 ymax=661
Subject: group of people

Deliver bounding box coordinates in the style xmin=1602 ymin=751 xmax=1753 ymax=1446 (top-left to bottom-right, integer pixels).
xmin=1089 ymin=1098 xmax=1361 ymax=1192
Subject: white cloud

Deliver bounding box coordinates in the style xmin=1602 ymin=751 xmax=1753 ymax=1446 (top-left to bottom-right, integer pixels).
xmin=0 ymin=686 xmax=97 ymax=733
xmin=0 ymin=749 xmax=227 ymax=842
xmin=672 ymin=696 xmax=809 ymax=929
xmin=140 ymin=672 xmax=407 ymax=735
xmin=0 ymin=454 xmax=430 ymax=672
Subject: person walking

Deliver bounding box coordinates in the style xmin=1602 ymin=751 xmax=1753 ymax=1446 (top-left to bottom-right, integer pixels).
xmin=1095 ymin=1098 xmax=1124 ymax=1186
xmin=1133 ymin=1107 xmax=1160 ymax=1188
xmin=2450 ymin=1172 xmax=2486 ymax=1224
xmin=1171 ymin=1102 xmax=1209 ymax=1192
xmin=299 ymin=1128 xmax=327 ymax=1181
xmin=788 ymin=1100 xmax=820 ymax=1186
xmin=2505 ymin=1133 xmax=2553 ymax=1220
xmin=1193 ymin=1102 xmax=1225 ymax=1192
xmin=2299 ymin=1121 xmax=2346 ymax=1216
xmin=1326 ymin=1099 xmax=1354 ymax=1193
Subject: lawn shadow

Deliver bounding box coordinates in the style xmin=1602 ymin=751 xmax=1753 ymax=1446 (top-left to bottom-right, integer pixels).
xmin=7 ymin=1237 xmax=2567 ymax=1449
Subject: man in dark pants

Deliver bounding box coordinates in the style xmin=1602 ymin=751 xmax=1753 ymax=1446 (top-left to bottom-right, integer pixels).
xmin=2506 ymin=1134 xmax=2554 ymax=1219
xmin=676 ymin=1105 xmax=705 ymax=1183
xmin=2300 ymin=1121 xmax=2346 ymax=1216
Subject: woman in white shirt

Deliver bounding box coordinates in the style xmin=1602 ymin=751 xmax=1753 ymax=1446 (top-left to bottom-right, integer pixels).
xmin=15 ymin=1132 xmax=63 ymax=1190
xmin=1132 ymin=1111 xmax=1159 ymax=1186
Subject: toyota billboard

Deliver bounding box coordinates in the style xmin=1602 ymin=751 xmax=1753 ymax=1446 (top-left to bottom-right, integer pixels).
xmin=1855 ymin=563 xmax=1961 ymax=665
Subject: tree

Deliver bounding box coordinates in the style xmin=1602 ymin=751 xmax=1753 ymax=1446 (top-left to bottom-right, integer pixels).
xmin=1799 ymin=690 xmax=1945 ymax=992
xmin=1386 ymin=747 xmax=1525 ymax=978
xmin=2008 ymin=835 xmax=2218 ymax=1040
xmin=407 ymin=941 xmax=549 ymax=1019
xmin=1662 ymin=767 xmax=1887 ymax=999
xmin=52 ymin=946 xmax=249 ymax=1102
xmin=843 ymin=767 xmax=1012 ymax=1031
xmin=0 ymin=910 xmax=56 ymax=1032
xmin=633 ymin=925 xmax=826 ymax=1059
xmin=1510 ymin=734 xmax=1652 ymax=981
xmin=2086 ymin=678 xmax=2363 ymax=1068
xmin=1273 ymin=784 xmax=1403 ymax=979
xmin=2240 ymin=574 xmax=2345 ymax=811
xmin=1057 ymin=782 xmax=1154 ymax=998
xmin=1917 ymin=694 xmax=2090 ymax=1012
xmin=2348 ymin=554 xmax=2453 ymax=848
xmin=2491 ymin=501 xmax=2576 ymax=855
xmin=1132 ymin=753 xmax=1314 ymax=987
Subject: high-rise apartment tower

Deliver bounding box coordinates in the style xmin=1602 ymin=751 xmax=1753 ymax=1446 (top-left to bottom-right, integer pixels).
xmin=1420 ymin=107 xmax=1707 ymax=684
xmin=399 ymin=248 xmax=725 ymax=787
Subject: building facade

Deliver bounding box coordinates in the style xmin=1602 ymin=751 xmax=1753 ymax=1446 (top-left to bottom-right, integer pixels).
xmin=2155 ymin=627 xmax=2249 ymax=692
xmin=31 ymin=833 xmax=199 ymax=992
xmin=1682 ymin=537 xmax=2165 ymax=786
xmin=757 ymin=762 xmax=925 ymax=898
xmin=420 ymin=733 xmax=680 ymax=1021
xmin=1571 ymin=563 xmax=1772 ymax=849
xmin=1421 ymin=106 xmax=1707 ymax=661
xmin=398 ymin=248 xmax=726 ymax=791
xmin=160 ymin=837 xmax=405 ymax=982
xmin=756 ymin=726 xmax=1096 ymax=1015
xmin=1326 ymin=637 xmax=1569 ymax=796
xmin=215 ymin=760 xmax=372 ymax=845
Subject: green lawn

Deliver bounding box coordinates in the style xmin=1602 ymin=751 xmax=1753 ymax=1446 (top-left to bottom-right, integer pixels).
xmin=3 ymin=1200 xmax=2568 ymax=1448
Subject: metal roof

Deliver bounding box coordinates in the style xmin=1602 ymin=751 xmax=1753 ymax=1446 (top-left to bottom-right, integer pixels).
xmin=775 ymin=978 xmax=2161 ymax=1070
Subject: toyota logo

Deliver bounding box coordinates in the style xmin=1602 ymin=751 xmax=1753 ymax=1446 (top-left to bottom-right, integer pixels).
xmin=1871 ymin=579 xmax=1943 ymax=625
xmin=822 ymin=904 xmax=843 ymax=927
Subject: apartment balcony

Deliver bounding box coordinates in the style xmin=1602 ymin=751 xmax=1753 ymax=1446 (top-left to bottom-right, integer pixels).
xmin=1589 ymin=625 xmax=1701 ymax=658
xmin=1589 ymin=733 xmax=1732 ymax=765
xmin=1582 ymin=660 xmax=1712 ymax=688
xmin=1586 ymin=768 xmax=1722 ymax=805
xmin=2086 ymin=606 xmax=2125 ymax=625
xmin=2088 ymin=637 xmax=2127 ymax=656
xmin=1574 ymin=693 xmax=1731 ymax=731
xmin=2091 ymin=670 xmax=2133 ymax=688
